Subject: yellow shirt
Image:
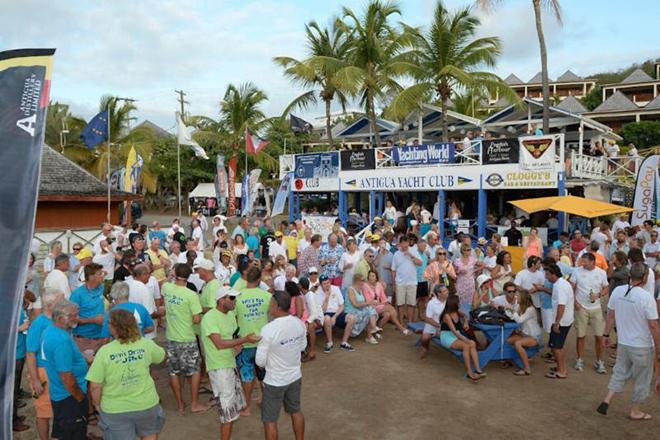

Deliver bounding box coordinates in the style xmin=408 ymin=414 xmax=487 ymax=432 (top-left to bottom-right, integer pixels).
xmin=284 ymin=236 xmax=299 ymax=260
xmin=147 ymin=249 xmax=169 ymax=281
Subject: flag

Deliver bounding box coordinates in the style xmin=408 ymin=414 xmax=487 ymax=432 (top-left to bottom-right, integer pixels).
xmin=124 ymin=147 xmax=144 ymax=193
xmin=245 ymin=128 xmax=269 ymax=155
xmin=176 ymin=112 xmax=209 ymax=159
xmin=271 ymin=172 xmax=292 ymax=216
xmin=242 ymin=169 xmax=262 ymax=216
xmin=290 ymin=114 xmax=313 ymax=134
xmin=80 ymin=109 xmax=109 ymax=149
xmin=0 ymin=48 xmax=55 ymax=438
xmin=215 ymin=154 xmax=228 ymax=213
xmin=227 ymin=156 xmax=237 ymax=216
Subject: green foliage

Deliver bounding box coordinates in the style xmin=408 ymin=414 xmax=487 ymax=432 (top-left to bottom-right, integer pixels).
xmin=619 ymin=121 xmax=660 ymax=150
xmin=581 ymin=85 xmax=602 ymax=111
xmin=589 ymin=59 xmax=658 ymax=85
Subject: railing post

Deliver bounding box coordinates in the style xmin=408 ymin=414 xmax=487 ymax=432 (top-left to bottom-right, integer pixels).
xmin=438 ymin=189 xmax=446 ymax=242
xmin=369 ymin=190 xmax=376 ymax=222
xmin=477 ymin=177 xmax=486 ymax=239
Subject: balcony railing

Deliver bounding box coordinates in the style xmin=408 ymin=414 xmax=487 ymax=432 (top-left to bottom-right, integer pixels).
xmin=569 ymin=151 xmax=640 ymax=182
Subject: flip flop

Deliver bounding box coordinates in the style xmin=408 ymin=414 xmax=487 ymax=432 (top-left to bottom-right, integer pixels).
xmin=596 ymin=402 xmax=608 ymax=415
xmin=545 ymin=371 xmax=567 ymax=379
xmin=629 ymin=413 xmax=652 ymax=421
xmin=513 ymin=369 xmax=530 ymax=376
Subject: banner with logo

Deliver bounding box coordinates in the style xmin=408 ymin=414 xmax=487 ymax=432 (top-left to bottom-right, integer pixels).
xmin=519 ymin=136 xmax=555 ymax=170
xmin=241 ymin=168 xmax=261 ymax=216
xmin=110 ymin=167 xmax=125 ymax=191
xmin=271 ymin=172 xmax=292 ymax=216
xmin=279 ymin=154 xmax=295 ymax=179
xmin=0 ymin=48 xmax=55 ymax=437
xmin=340 ymin=149 xmax=376 ymax=171
xmin=293 ymin=151 xmax=339 ymax=192
xmin=391 ymin=143 xmax=455 ymax=166
xmin=215 ymin=154 xmax=227 ymax=213
xmin=482 ymin=138 xmax=519 ymax=164
xmin=483 ymin=164 xmax=558 ymax=190
xmin=227 ymin=156 xmax=237 ymax=215
xmin=301 ymin=214 xmax=336 ymax=241
xmin=631 ymin=154 xmax=659 ymax=226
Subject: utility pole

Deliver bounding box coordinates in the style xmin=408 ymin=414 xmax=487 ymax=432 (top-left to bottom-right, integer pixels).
xmin=174 ymin=90 xmax=190 ymax=218
xmin=175 ymin=89 xmax=190 ymax=121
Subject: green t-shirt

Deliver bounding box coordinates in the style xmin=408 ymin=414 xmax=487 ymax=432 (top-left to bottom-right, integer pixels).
xmin=162 ymin=283 xmax=202 ymax=342
xmin=201 ymin=308 xmax=238 ymax=370
xmin=201 ymin=279 xmax=221 ymax=311
xmin=86 ymin=338 xmax=165 ymax=414
xmin=229 ymin=272 xmax=242 ymax=288
xmin=233 ymin=277 xmax=247 ymax=292
xmin=235 ymin=287 xmax=271 ymax=348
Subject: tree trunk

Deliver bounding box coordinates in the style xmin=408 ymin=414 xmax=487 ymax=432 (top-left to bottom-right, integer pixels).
xmin=324 ymin=98 xmax=334 ymax=150
xmin=441 ymin=95 xmax=449 ymax=143
xmin=368 ymin=89 xmax=381 ymax=149
xmin=533 ymin=0 xmax=550 ymax=133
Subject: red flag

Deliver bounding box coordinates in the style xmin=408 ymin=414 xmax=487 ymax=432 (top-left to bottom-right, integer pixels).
xmin=245 ymin=128 xmax=269 ymax=155
xmin=227 ymin=156 xmax=237 ymax=216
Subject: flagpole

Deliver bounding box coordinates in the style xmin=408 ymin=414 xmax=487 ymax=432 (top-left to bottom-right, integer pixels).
xmin=106 ymin=104 xmax=111 ymax=223
xmin=284 ymin=137 xmax=287 ymax=156
xmin=177 ymin=118 xmax=182 ymax=219
xmin=244 ymin=127 xmax=248 ymax=181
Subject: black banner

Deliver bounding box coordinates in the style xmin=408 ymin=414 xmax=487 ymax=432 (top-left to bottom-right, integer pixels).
xmin=0 ymin=48 xmax=54 ymax=436
xmin=340 ymin=149 xmax=376 ymax=171
xmin=482 ymin=138 xmax=519 ymax=164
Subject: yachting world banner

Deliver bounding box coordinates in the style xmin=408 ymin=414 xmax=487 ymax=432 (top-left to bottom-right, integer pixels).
xmin=519 ymin=136 xmax=555 ymax=171
xmin=391 ymin=143 xmax=455 ymax=166
xmin=271 ymin=172 xmax=293 ymax=216
xmin=215 ymin=154 xmax=228 ymax=213
xmin=227 ymin=156 xmax=237 ymax=216
xmin=631 ymin=154 xmax=659 ymax=227
xmin=0 ymin=48 xmax=55 ymax=438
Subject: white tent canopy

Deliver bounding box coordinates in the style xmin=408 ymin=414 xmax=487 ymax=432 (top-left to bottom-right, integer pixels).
xmin=188 ymin=182 xmax=242 ymax=199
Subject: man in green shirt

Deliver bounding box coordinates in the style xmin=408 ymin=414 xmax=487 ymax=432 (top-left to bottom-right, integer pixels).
xmin=235 ymin=266 xmax=271 ymax=416
xmin=194 ymin=258 xmax=222 ymax=313
xmin=162 ymin=263 xmax=208 ymax=414
xmin=202 ymin=287 xmax=260 ymax=438
xmin=230 ymin=260 xmax=250 ymax=292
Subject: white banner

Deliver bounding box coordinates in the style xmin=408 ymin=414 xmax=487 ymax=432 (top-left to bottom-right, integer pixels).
xmin=271 ymin=172 xmax=292 ymax=217
xmin=632 ymin=155 xmax=659 ymax=226
xmin=301 ymin=215 xmax=336 ymax=241
xmin=519 ymin=135 xmax=555 ymax=171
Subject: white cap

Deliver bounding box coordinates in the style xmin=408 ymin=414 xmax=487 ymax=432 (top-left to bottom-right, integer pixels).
xmin=476 ymin=274 xmax=491 ymax=287
xmin=216 ymin=287 xmax=240 ymax=300
xmin=308 ymin=266 xmax=319 ymax=274
xmin=193 ymin=258 xmax=214 ymax=271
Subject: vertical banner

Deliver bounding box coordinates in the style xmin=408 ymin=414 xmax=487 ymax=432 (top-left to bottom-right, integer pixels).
xmin=227 ymin=156 xmax=237 ymax=216
xmin=519 ymin=135 xmax=555 ymax=170
xmin=215 ymin=154 xmax=227 ymax=213
xmin=271 ymin=172 xmax=292 ymax=216
xmin=241 ymin=169 xmax=262 ymax=216
xmin=631 ymin=154 xmax=659 ymax=226
xmin=241 ymin=172 xmax=249 ymax=215
xmin=0 ymin=48 xmax=55 ymax=438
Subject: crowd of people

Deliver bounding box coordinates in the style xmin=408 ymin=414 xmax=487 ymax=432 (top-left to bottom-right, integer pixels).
xmin=11 ymin=208 xmax=660 ymax=438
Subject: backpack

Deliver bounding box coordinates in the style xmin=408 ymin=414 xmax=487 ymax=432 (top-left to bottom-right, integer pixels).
xmin=470 ymin=305 xmax=513 ymax=326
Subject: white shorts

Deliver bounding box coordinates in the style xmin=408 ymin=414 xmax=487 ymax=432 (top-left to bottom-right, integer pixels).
xmin=541 ymin=308 xmax=554 ymax=334
xmin=396 ymin=284 xmax=416 ymax=306
xmin=422 ymin=323 xmax=438 ymax=335
xmin=208 ymin=368 xmax=246 ymax=424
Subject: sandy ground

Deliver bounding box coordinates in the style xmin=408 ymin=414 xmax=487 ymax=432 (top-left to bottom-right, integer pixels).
xmin=14 ymin=325 xmax=660 ymax=440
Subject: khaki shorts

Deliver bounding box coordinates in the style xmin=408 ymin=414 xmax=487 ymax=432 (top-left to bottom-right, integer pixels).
xmin=32 ymin=367 xmax=53 ymax=418
xmin=574 ymin=306 xmax=605 ymax=338
xmin=396 ymin=284 xmax=417 ymax=306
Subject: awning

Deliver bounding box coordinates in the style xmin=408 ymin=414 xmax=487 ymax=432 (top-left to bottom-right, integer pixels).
xmin=509 ymin=195 xmax=633 ymax=218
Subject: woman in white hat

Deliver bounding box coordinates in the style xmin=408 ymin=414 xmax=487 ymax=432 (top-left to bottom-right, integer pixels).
xmin=472 ymin=274 xmax=495 ymax=310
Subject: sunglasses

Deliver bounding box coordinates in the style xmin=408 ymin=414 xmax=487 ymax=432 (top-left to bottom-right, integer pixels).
xmin=73 ymin=247 xmax=82 ymax=251
xmin=506 ymin=290 xmax=516 ymax=294
xmin=437 ymin=252 xmax=446 ymax=255
xmin=227 ymin=296 xmax=237 ymax=301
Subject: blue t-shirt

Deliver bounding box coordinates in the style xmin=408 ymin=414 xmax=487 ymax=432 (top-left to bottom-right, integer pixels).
xmin=26 ymin=314 xmax=53 ymax=368
xmin=101 ymin=302 xmax=154 ymax=338
xmin=16 ymin=308 xmax=27 ymax=360
xmin=416 ymin=253 xmax=429 ymax=283
xmin=70 ymin=284 xmax=105 ymax=339
xmin=148 ymin=230 xmax=167 ymax=249
xmin=541 ymin=280 xmax=554 ymax=309
xmin=42 ymin=326 xmax=88 ymax=401
xmin=247 ymin=235 xmax=260 ymax=258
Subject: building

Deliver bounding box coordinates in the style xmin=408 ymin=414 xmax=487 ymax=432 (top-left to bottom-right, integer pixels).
xmin=496 ymin=70 xmax=596 ymax=103
xmin=37 ymin=144 xmax=136 ymax=230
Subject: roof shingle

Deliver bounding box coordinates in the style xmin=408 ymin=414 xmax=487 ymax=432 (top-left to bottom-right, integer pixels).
xmin=620 ymin=68 xmax=654 ymax=84
xmin=556 ymin=96 xmax=587 ymax=114
xmin=557 ymin=70 xmax=582 ymax=82
xmin=592 ymin=91 xmax=640 ymax=113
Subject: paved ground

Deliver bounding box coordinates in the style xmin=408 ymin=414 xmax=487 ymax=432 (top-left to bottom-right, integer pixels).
xmin=15 ymin=326 xmax=660 ymax=439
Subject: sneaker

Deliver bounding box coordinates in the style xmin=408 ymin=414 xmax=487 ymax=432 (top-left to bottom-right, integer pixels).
xmin=594 ymin=360 xmax=607 ymax=374
xmin=340 ymin=342 xmax=355 ymax=352
xmin=366 ymin=335 xmax=379 ymax=345
xmin=402 ymin=329 xmax=411 ymax=336
xmin=574 ymin=358 xmax=584 ymax=371
xmin=323 ymin=343 xmax=333 ymax=354
xmin=374 ymin=326 xmax=383 ymax=333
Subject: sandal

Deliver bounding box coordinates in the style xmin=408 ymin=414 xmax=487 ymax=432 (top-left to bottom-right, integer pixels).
xmin=629 ymin=413 xmax=652 ymax=421
xmin=541 ymin=352 xmax=554 ymax=359
xmin=87 ymin=413 xmax=98 ymax=425
xmin=475 ymin=370 xmax=487 ymax=378
xmin=500 ymin=361 xmax=513 ymax=369
xmin=513 ymin=369 xmax=530 ymax=376
xmin=544 ymin=371 xmax=567 ymax=379
xmin=467 ymin=374 xmax=481 ymax=382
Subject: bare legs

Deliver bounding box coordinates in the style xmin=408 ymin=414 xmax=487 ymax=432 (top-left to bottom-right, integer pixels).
xmin=451 ymin=339 xmax=481 ymax=379
xmin=323 ymin=315 xmax=334 ymax=346
xmin=241 ymin=379 xmax=257 ymax=416
xmin=508 ymin=335 xmax=538 ymax=373
xmin=169 ymin=373 xmax=209 ymax=414
xmin=341 ymin=315 xmax=356 ymax=344
xmin=35 ymin=417 xmax=50 ymax=440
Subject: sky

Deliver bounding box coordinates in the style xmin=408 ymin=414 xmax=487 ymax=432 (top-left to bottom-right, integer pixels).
xmin=2 ymin=0 xmax=659 ymax=131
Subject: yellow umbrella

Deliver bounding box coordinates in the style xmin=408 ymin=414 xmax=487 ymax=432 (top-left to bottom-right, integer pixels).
xmin=509 ymin=195 xmax=634 ymax=218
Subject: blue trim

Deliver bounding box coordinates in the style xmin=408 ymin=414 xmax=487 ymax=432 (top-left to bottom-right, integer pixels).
xmin=288 ymin=188 xmax=295 ymax=223
xmin=557 ymin=171 xmax=566 ymax=231
xmin=369 ymin=191 xmax=376 ymax=221
xmin=477 ymin=177 xmax=487 ymax=238
xmin=438 ymin=190 xmax=446 ymax=241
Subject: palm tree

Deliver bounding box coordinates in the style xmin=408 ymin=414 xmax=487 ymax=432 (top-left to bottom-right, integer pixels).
xmin=336 ymin=0 xmax=417 ymax=147
xmin=477 ymin=0 xmax=562 ymax=133
xmin=274 ymin=20 xmax=351 ymax=149
xmin=385 ymin=0 xmax=517 ymax=141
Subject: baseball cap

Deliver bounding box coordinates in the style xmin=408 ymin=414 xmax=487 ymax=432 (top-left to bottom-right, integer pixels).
xmin=319 ymin=274 xmax=329 ymax=282
xmin=76 ymin=247 xmax=93 ymax=260
xmin=308 ymin=266 xmax=319 ymax=274
xmin=216 ymin=287 xmax=240 ymax=300
xmin=221 ymin=249 xmax=233 ymax=258
xmin=371 ymin=234 xmax=381 ymax=241
xmin=275 ymin=231 xmax=283 ymax=237
xmin=374 ymin=216 xmax=382 ymax=221
xmin=477 ymin=237 xmax=487 ymax=245
xmin=193 ymin=258 xmax=214 ymax=271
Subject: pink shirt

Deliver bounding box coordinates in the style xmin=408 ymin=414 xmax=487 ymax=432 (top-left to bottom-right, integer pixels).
xmin=289 ymin=295 xmax=308 ymax=322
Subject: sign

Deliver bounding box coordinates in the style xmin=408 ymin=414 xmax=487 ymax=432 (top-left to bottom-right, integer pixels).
xmin=456 ymin=220 xmax=470 ymax=234
xmin=271 ymin=172 xmax=292 ymax=216
xmin=215 ymin=154 xmax=227 ymax=213
xmin=483 ymin=165 xmax=557 ymax=189
xmin=295 ymin=151 xmax=338 ymax=178
xmin=482 ymin=138 xmax=519 ymax=164
xmin=302 ymin=214 xmax=336 ymax=241
xmin=519 ymin=135 xmax=555 ymax=171
xmin=341 ymin=166 xmax=480 ymax=192
xmin=340 ymin=149 xmax=375 ymax=171
xmin=391 ymin=143 xmax=455 ymax=166
xmin=279 ymin=154 xmax=294 ymax=179
xmin=631 ymin=154 xmax=659 ymax=226
xmin=227 ymin=156 xmax=237 ymax=215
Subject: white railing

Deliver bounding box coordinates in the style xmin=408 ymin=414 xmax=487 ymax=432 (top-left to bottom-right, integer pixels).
xmin=374 ymin=140 xmax=483 ymax=169
xmin=570 ymin=151 xmax=641 ymax=181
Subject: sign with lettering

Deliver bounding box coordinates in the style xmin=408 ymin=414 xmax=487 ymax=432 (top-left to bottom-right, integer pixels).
xmin=340 ymin=149 xmax=376 ymax=171
xmin=391 ymin=143 xmax=455 ymax=166
xmin=341 ymin=167 xmax=479 ymax=191
xmin=482 ymin=138 xmax=519 ymax=164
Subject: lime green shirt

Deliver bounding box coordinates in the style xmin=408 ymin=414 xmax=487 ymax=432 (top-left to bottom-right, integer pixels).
xmin=201 ymin=279 xmax=221 ymax=311
xmin=162 ymin=283 xmax=202 ymax=342
xmin=86 ymin=338 xmax=165 ymax=414
xmin=201 ymin=308 xmax=238 ymax=370
xmin=235 ymin=287 xmax=271 ymax=348
xmin=233 ymin=277 xmax=247 ymax=292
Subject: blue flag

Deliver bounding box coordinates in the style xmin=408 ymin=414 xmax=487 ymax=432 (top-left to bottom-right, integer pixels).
xmin=80 ymin=110 xmax=109 ymax=149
